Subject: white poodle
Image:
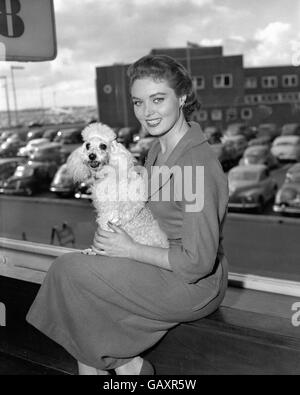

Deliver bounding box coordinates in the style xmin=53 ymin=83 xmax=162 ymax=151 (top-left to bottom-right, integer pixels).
xmin=66 ymin=122 xmax=169 ymax=254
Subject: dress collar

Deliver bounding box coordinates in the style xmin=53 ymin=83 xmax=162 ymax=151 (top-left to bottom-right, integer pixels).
xmin=145 ymin=122 xmax=207 ymax=171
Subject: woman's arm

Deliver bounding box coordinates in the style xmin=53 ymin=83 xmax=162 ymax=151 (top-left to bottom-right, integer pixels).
xmin=92 ymin=222 xmax=173 ymax=271
xmin=131 ymin=242 xmax=172 ymax=271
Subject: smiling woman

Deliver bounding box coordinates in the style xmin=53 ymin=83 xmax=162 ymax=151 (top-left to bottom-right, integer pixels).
xmin=26 ymin=54 xmax=229 ymax=376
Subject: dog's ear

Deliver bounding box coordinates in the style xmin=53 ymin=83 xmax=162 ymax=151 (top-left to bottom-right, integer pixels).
xmin=109 ymin=140 xmax=135 ymax=170
xmin=66 ymin=146 xmax=90 ymax=183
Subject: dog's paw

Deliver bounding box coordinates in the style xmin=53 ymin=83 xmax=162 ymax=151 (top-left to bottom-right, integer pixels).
xmin=81 ymin=248 xmax=97 ymax=255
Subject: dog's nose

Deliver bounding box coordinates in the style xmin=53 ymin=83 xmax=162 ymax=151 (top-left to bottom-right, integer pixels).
xmin=89 ymin=153 xmax=96 ymax=161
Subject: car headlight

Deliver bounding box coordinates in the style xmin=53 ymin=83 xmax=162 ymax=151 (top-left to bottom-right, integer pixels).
xmin=241 ymin=190 xmax=259 ymax=201
xmin=277 ymin=188 xmax=297 ymax=202
xmin=244 ymin=195 xmax=255 ymax=202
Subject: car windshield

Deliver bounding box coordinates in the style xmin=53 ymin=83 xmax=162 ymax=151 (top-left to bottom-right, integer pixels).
xmin=229 ymin=170 xmax=259 ymax=182
xmin=260 ymin=124 xmax=275 ymax=131
xmin=246 ymin=154 xmax=260 ymax=160
xmin=54 ymin=130 xmax=81 ymax=144
xmin=275 ymin=141 xmax=294 ymax=146
xmin=14 ymin=165 xmax=34 ymax=178
xmin=287 ymin=174 xmax=300 ymax=183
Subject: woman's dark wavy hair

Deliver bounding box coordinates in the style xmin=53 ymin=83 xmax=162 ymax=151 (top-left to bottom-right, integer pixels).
xmin=127 ymin=54 xmax=201 ymax=120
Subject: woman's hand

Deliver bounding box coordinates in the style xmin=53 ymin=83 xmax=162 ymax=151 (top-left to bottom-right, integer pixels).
xmin=92 ymin=222 xmax=136 ymax=259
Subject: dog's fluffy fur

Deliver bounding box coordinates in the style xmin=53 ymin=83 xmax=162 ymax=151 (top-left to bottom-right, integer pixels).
xmin=67 ymin=122 xmax=169 ymax=252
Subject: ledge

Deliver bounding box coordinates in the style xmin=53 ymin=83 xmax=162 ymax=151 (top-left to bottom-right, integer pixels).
xmin=1 ymin=237 xmax=300 ymax=297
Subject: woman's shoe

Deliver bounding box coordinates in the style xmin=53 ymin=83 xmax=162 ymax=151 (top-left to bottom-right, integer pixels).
xmin=140 ymin=359 xmax=155 ymax=375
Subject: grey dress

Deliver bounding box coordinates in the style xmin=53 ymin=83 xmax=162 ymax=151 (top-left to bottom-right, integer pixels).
xmin=26 ymin=122 xmax=229 ymax=370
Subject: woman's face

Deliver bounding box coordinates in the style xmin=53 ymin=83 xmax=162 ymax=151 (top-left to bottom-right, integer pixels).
xmin=131 ymin=77 xmax=185 ymax=137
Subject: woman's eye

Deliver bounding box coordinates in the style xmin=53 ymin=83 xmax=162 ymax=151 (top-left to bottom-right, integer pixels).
xmin=86 ymin=143 xmax=90 ymax=150
xmin=133 ymin=100 xmax=142 ymax=107
xmin=99 ymin=143 xmax=107 ymax=150
xmin=153 ymin=97 xmax=164 ymax=104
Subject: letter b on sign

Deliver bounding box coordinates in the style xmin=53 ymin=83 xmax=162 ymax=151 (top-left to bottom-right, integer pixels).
xmin=0 ymin=0 xmax=25 ymax=37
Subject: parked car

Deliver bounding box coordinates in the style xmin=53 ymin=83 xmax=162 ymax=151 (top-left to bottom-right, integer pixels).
xmin=42 ymin=127 xmax=60 ymax=141
xmin=273 ymin=163 xmax=300 ymax=215
xmin=210 ymin=143 xmax=236 ymax=172
xmin=247 ymin=135 xmax=273 ymax=148
xmin=74 ymin=181 xmax=92 ymax=200
xmin=26 ymin=127 xmax=46 ymax=142
xmin=53 ymin=127 xmax=83 ymax=161
xmin=0 ymin=160 xmax=57 ymax=196
xmin=239 ymin=145 xmax=278 ymax=169
xmin=129 ymin=136 xmax=156 ymax=165
xmin=0 ymin=129 xmax=27 ymax=144
xmin=222 ymin=135 xmax=248 ymax=161
xmin=0 ymin=135 xmax=26 ymax=157
xmin=0 ymin=157 xmax=24 ymax=186
xmin=271 ymin=136 xmax=300 ymax=162
xmin=228 ymin=164 xmax=277 ymax=212
xmin=224 ymin=123 xmax=256 ymax=141
xmin=0 ymin=130 xmax=15 ymax=144
xmin=117 ymin=126 xmax=140 ymax=148
xmin=280 ymin=123 xmax=300 ymax=136
xmin=204 ymin=126 xmax=222 ymax=144
xmin=29 ymin=142 xmax=63 ymax=166
xmin=256 ymin=123 xmax=280 ymax=141
xmin=50 ymin=163 xmax=76 ymax=197
xmin=17 ymin=138 xmax=50 ymax=157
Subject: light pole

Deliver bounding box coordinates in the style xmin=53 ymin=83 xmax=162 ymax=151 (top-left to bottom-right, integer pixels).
xmin=11 ymin=65 xmax=24 ymax=125
xmin=186 ymin=41 xmax=201 ymax=75
xmin=0 ymin=76 xmax=11 ymax=128
xmin=53 ymin=89 xmax=57 ymax=108
xmin=40 ymin=85 xmax=45 ymax=110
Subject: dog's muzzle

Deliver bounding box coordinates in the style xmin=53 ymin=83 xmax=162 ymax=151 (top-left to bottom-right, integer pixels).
xmin=89 ymin=161 xmax=101 ymax=169
xmin=88 ymin=153 xmax=100 ymax=168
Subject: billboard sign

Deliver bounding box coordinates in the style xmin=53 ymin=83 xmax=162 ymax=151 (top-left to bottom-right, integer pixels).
xmin=0 ymin=0 xmax=57 ymax=61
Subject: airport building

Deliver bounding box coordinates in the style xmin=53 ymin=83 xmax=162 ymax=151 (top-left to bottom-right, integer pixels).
xmin=96 ymin=46 xmax=300 ymax=130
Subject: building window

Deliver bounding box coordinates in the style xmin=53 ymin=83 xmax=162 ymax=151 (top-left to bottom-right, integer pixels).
xmin=190 ymin=110 xmax=207 ymax=122
xmin=282 ymin=75 xmax=298 ymax=88
xmin=226 ymin=108 xmax=237 ymax=121
xmin=241 ymin=108 xmax=253 ymax=120
xmin=211 ymin=109 xmax=223 ymax=121
xmin=198 ymin=110 xmax=208 ymax=121
xmin=193 ymin=76 xmax=205 ymax=90
xmin=253 ymin=95 xmax=261 ymax=103
xmin=244 ymin=95 xmax=252 ymax=104
xmin=213 ymin=74 xmax=233 ymax=88
xmin=245 ymin=77 xmax=257 ymax=89
xmin=262 ymin=76 xmax=278 ymax=88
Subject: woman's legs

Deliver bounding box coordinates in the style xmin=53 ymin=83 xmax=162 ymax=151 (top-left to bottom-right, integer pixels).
xmin=114 ymin=356 xmax=143 ymax=375
xmin=77 ymin=361 xmax=110 ymax=375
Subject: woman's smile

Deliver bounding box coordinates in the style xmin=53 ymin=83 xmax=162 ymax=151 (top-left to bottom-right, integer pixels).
xmin=145 ymin=118 xmax=162 ymax=128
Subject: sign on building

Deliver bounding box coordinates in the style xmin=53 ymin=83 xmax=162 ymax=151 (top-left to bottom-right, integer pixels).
xmin=0 ymin=0 xmax=57 ymax=61
xmin=0 ymin=302 xmax=5 ymax=326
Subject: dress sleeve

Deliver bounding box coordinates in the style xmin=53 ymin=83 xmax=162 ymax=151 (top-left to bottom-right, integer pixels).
xmin=168 ymin=147 xmax=228 ymax=283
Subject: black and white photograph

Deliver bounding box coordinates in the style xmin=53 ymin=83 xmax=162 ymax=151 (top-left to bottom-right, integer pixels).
xmin=0 ymin=0 xmax=300 ymax=378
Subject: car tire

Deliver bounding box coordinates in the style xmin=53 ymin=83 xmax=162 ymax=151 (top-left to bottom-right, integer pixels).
xmin=257 ymin=196 xmax=265 ymax=214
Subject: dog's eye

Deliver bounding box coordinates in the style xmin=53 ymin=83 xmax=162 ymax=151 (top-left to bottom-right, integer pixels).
xmin=86 ymin=143 xmax=90 ymax=150
xmin=99 ymin=143 xmax=107 ymax=150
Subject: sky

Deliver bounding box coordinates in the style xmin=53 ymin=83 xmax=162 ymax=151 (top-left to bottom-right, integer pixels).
xmin=0 ymin=0 xmax=300 ymax=111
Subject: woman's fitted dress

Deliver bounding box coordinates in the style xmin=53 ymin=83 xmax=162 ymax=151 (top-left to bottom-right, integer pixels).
xmin=26 ymin=122 xmax=229 ymax=370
